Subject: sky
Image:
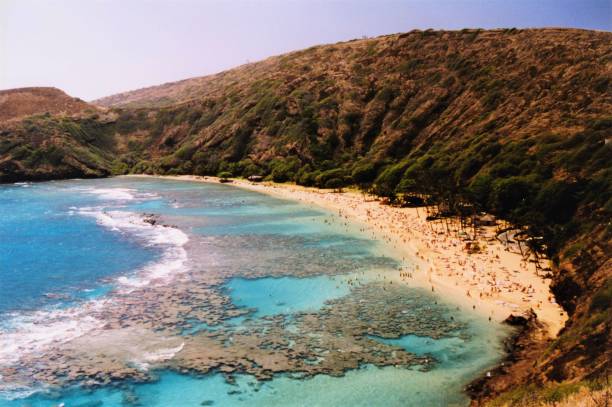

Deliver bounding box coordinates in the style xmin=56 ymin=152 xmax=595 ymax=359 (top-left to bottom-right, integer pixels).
xmin=1 ymin=0 xmax=609 ymax=101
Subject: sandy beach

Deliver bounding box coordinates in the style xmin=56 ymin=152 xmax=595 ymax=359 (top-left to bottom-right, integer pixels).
xmin=132 ymin=175 xmax=567 ymax=338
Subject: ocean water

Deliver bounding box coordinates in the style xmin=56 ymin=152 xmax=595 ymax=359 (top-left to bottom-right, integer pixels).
xmin=0 ymin=182 xmax=157 ymax=314
xmin=226 ymin=276 xmax=352 ymax=318
xmin=0 ymin=177 xmax=510 ymax=406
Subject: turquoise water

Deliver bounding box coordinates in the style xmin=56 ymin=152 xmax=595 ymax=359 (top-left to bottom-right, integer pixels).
xmin=226 ymin=276 xmax=352 ymax=318
xmin=0 ymin=177 xmax=509 ymax=406
xmin=370 ymin=334 xmax=466 ymax=358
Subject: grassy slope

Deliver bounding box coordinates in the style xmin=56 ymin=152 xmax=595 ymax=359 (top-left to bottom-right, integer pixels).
xmin=2 ymin=28 xmax=611 ymax=405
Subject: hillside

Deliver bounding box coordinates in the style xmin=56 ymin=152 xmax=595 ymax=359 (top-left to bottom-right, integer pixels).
xmin=90 ymin=28 xmax=610 ymax=189
xmin=0 ymin=87 xmax=113 ymax=181
xmin=1 ymin=28 xmax=611 ymax=405
xmin=0 ymin=87 xmax=95 ymax=122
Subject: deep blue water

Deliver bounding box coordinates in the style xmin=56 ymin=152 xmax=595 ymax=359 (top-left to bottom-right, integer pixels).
xmin=0 ymin=177 xmax=509 ymax=406
xmin=0 ymin=182 xmax=157 ymax=315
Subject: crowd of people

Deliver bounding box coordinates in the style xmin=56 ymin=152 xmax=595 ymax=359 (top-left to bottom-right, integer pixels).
xmin=249 ymin=183 xmax=565 ymax=335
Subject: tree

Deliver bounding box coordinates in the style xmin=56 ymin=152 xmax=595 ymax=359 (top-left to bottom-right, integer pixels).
xmin=491 ymin=176 xmax=536 ymax=218
xmin=534 ymin=180 xmax=579 ymax=223
xmin=269 ymin=156 xmax=301 ymax=182
xmin=315 ymin=168 xmax=350 ymax=188
xmin=325 ymin=177 xmax=344 ymax=192
xmin=351 ymin=162 xmax=377 ymax=186
xmin=467 ymin=174 xmax=493 ymax=209
xmin=218 ymin=171 xmax=232 ymax=182
xmin=373 ymin=162 xmax=407 ymax=199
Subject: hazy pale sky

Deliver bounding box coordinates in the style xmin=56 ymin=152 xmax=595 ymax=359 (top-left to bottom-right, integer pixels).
xmin=1 ymin=0 xmax=609 ymax=100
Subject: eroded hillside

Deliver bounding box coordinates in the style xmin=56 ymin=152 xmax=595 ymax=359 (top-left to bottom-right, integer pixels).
xmin=0 ymin=87 xmax=95 ymax=122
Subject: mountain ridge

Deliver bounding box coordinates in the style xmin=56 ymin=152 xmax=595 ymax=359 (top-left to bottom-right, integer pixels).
xmin=91 ymin=27 xmax=606 ymax=109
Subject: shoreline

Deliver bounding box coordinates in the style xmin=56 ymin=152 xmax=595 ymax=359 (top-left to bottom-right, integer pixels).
xmin=130 ymin=174 xmax=566 ymax=337
xmin=1 ymin=177 xmax=506 ymax=407
xmin=1 ymin=174 xmax=570 ymax=405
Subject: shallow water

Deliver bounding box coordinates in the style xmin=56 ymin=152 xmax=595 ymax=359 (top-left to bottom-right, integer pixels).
xmin=0 ymin=177 xmax=510 ymax=406
xmin=226 ymin=275 xmax=352 ymax=318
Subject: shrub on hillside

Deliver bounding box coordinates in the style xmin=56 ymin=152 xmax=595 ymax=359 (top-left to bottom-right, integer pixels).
xmin=324 ymin=177 xmax=345 ymax=191
xmin=268 ymin=156 xmax=301 ymax=183
xmin=491 ymin=176 xmax=537 ymax=217
xmin=217 ymin=171 xmax=232 ymax=181
xmin=351 ymin=161 xmax=378 ymax=185
xmin=314 ymin=168 xmax=351 ymax=188
xmin=373 ymin=162 xmax=407 ymax=198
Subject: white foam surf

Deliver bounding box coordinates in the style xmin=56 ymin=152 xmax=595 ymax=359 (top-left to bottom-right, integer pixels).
xmin=0 ymin=208 xmax=190 ymax=399
xmin=0 ymin=185 xmax=190 ymax=401
xmin=77 ymin=209 xmax=190 ymax=288
xmin=74 ymin=185 xmax=190 ymax=287
xmin=0 ymin=383 xmax=43 ymax=401
xmin=70 ymin=186 xmax=160 ymax=202
xmin=0 ymin=302 xmax=106 ymax=367
xmin=0 ymin=188 xmax=189 ymax=380
xmin=131 ymin=342 xmax=185 ymax=371
xmin=79 ymin=187 xmax=137 ymax=200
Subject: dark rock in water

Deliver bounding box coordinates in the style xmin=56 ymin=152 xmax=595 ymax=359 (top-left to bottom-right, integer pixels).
xmin=504 ymin=310 xmax=537 ymax=326
xmin=142 ymin=213 xmax=158 ymax=225
xmin=121 ymin=388 xmax=141 ymax=406
xmin=223 ymin=373 xmax=236 ymax=385
xmin=201 ymin=401 xmax=215 ymax=406
xmin=5 ymin=268 xmax=461 ymax=399
xmin=504 ymin=314 xmax=528 ymax=326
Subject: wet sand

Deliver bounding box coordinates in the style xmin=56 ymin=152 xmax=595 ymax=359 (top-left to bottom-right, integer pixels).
xmin=146 ymin=175 xmax=567 ymax=337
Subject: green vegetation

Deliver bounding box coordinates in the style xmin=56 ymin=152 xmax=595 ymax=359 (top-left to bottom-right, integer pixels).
xmin=217 ymin=171 xmax=232 ymax=181
xmin=0 ymin=114 xmax=115 ymax=181
xmin=1 ymin=29 xmax=610 ymax=400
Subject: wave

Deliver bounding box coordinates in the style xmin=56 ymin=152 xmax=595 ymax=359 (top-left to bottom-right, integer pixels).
xmin=0 ymin=383 xmax=43 ymax=402
xmin=77 ymin=209 xmax=190 ymax=288
xmin=71 ymin=186 xmax=159 ymax=201
xmin=0 ymin=190 xmax=190 ymax=396
xmin=130 ymin=342 xmax=185 ymax=371
xmin=0 ymin=302 xmax=106 ymax=367
xmin=84 ymin=187 xmax=137 ymax=200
